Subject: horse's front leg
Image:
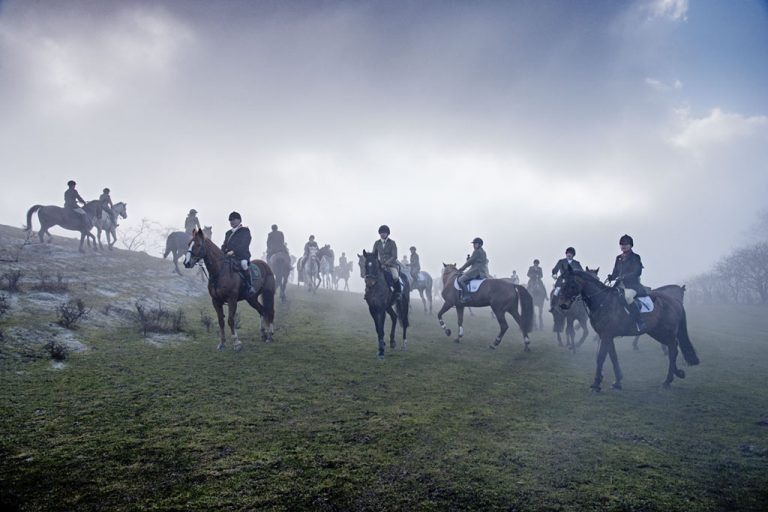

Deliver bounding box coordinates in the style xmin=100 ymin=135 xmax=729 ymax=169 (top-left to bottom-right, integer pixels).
xmin=227 ymin=300 xmax=242 ymax=352
xmin=592 ymin=336 xmax=609 ymax=392
xmin=605 ymin=338 xmax=623 ymax=389
xmin=455 ymin=306 xmax=465 ymax=343
xmin=437 ymin=301 xmax=454 ymax=337
xmin=663 ymin=338 xmax=681 ymax=388
xmin=376 ymin=309 xmax=387 ymax=358
xmin=418 ymin=289 xmax=428 ymax=315
xmin=213 ymin=300 xmax=226 ymax=350
xmin=387 ymin=306 xmax=397 ymax=349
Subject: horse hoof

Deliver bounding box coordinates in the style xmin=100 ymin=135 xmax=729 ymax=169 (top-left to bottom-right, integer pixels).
xmin=662 ymin=382 xmax=671 ymax=389
xmin=611 ymin=383 xmax=622 ymax=390
xmin=488 ymin=344 xmax=496 ymax=350
xmin=590 ymin=385 xmax=601 ymax=393
xmin=234 ymin=344 xmax=243 ymax=352
xmin=216 ymin=344 xmax=225 ymax=351
xmin=524 ymin=344 xmax=531 ymax=353
xmin=675 ymin=369 xmax=686 ymax=379
xmin=445 ymin=329 xmax=452 ymax=337
xmin=454 ymin=338 xmax=461 ymax=344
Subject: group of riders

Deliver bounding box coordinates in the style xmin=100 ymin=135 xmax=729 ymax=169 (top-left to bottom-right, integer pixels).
xmin=64 ymin=180 xmax=118 ymax=229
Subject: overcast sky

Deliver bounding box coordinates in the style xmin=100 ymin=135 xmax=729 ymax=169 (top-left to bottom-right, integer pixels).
xmin=1 ymin=0 xmax=766 ymax=290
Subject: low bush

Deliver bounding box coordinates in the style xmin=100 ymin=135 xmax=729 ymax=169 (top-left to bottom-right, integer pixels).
xmin=31 ymin=270 xmax=69 ymax=293
xmin=44 ymin=339 xmax=68 ymax=361
xmin=135 ymin=300 xmax=186 ymax=336
xmin=0 ymin=269 xmax=24 ymax=293
xmin=56 ymin=298 xmax=90 ymax=329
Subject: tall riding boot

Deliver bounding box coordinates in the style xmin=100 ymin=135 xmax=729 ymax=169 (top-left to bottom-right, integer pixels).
xmin=629 ymin=301 xmax=645 ymax=332
xmin=243 ymin=269 xmax=256 ymax=297
xmin=393 ymin=278 xmax=402 ymax=301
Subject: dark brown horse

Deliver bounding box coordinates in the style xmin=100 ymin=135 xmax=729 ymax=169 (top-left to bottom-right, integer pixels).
xmin=184 ymin=229 xmax=276 ymax=350
xmin=360 ymin=250 xmax=410 ymax=359
xmin=551 ymin=274 xmax=589 ymax=352
xmin=437 ymin=264 xmax=534 ymax=351
xmin=558 ymin=268 xmax=699 ymax=391
xmin=526 ymin=278 xmax=548 ymax=330
xmin=164 ymin=227 xmax=212 ymax=275
xmin=268 ymin=251 xmax=292 ymax=303
xmin=25 ymin=201 xmax=101 ymax=252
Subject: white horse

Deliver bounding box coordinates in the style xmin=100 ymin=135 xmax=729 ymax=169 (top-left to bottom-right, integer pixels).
xmin=93 ymin=202 xmax=128 ymax=250
xmin=320 ymin=255 xmax=333 ymax=289
xmin=300 ymin=248 xmax=321 ymax=293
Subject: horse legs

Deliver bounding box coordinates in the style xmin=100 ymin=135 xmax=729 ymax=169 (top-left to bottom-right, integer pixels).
xmin=490 ymin=306 xmax=509 ymax=349
xmin=565 ymin=318 xmax=576 ymax=352
xmin=506 ymin=298 xmax=531 ymax=351
xmin=632 ymin=335 xmax=640 ymax=351
xmin=662 ymin=337 xmax=683 ymax=388
xmin=227 ymin=300 xmax=242 ymax=352
xmin=437 ymin=301 xmax=454 ymax=337
xmin=387 ymin=306 xmax=398 ymax=349
xmin=591 ymin=336 xmax=610 ymax=392
xmin=575 ymin=318 xmax=589 ymax=349
xmin=455 ymin=307 xmax=465 ymax=343
xmin=605 ymin=339 xmax=623 ymax=389
xmin=418 ymin=289 xmax=428 ymax=315
xmin=213 ymin=300 xmax=227 ymax=350
xmin=427 ymin=289 xmax=433 ymax=315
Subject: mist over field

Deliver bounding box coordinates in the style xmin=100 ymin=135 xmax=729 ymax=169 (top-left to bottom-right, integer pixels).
xmin=1 ymin=0 xmax=767 ymax=292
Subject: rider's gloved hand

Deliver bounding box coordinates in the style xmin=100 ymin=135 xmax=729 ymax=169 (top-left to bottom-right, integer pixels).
xmin=607 ymin=274 xmax=614 ymax=281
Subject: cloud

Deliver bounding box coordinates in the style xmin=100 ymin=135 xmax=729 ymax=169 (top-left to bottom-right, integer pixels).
xmin=645 ymin=77 xmax=682 ymax=92
xmin=670 ymin=107 xmax=768 ymax=152
xmin=648 ymin=0 xmax=689 ymax=21
xmin=0 ymin=5 xmax=193 ymax=109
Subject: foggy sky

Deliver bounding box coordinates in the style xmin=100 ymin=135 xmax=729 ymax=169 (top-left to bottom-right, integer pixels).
xmin=1 ymin=0 xmax=767 ymax=291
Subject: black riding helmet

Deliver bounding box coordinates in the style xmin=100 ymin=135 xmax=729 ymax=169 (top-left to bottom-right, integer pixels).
xmin=471 ymin=237 xmax=483 ymax=246
xmin=103 ymin=188 xmax=110 ymax=193
xmin=189 ymin=209 xmax=197 ymax=215
xmin=409 ymin=246 xmax=416 ymax=251
xmin=228 ymin=211 xmax=241 ymax=221
xmin=619 ymin=234 xmax=634 ymax=247
xmin=67 ymin=180 xmax=76 ymax=186
xmin=378 ymin=225 xmax=390 ymax=235
xmin=271 ymin=224 xmax=278 ymax=230
xmin=566 ymin=247 xmax=575 ymax=256
xmin=534 ymin=259 xmax=540 ymax=265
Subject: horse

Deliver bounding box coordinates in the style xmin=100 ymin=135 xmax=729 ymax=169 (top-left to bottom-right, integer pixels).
xmin=557 ymin=268 xmax=699 ymax=391
xmin=297 ymin=249 xmax=321 ymax=292
xmin=401 ymin=264 xmax=434 ymax=315
xmin=164 ymin=227 xmax=212 ymax=275
xmin=25 ymin=201 xmax=101 ymax=252
xmin=183 ymin=228 xmax=275 ymax=350
xmin=550 ymin=274 xmax=589 ymax=352
xmin=320 ymin=255 xmax=333 ymax=289
xmin=437 ymin=264 xmax=534 ymax=351
xmin=360 ymin=250 xmax=410 ymax=359
xmin=92 ymin=202 xmax=128 ymax=250
xmin=333 ymin=261 xmax=353 ymax=291
xmin=268 ymin=251 xmax=292 ymax=303
xmin=526 ymin=278 xmax=548 ymax=330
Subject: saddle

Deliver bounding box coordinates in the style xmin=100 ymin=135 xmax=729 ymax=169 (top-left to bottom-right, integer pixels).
xmin=617 ymin=287 xmax=654 ymax=313
xmin=454 ymin=277 xmax=486 ymax=293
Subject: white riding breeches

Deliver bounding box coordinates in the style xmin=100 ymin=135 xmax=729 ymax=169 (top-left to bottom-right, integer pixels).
xmin=241 ymin=260 xmax=249 ymax=271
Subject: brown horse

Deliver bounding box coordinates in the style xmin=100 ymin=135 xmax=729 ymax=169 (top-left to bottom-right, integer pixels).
xmin=558 ymin=268 xmax=699 ymax=391
xmin=437 ymin=264 xmax=534 ymax=351
xmin=184 ymin=229 xmax=276 ymax=350
xmin=25 ymin=201 xmax=101 ymax=252
xmin=550 ymin=274 xmax=589 ymax=352
xmin=268 ymin=251 xmax=292 ymax=303
xmin=164 ymin=226 xmax=212 ymax=275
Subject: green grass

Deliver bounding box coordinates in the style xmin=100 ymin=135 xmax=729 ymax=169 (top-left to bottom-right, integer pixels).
xmin=1 ymin=289 xmax=767 ymax=511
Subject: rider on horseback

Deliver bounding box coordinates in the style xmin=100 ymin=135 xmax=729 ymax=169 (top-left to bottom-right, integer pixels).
xmin=303 ymin=235 xmax=319 ymax=257
xmin=266 ymin=224 xmax=286 ymax=261
xmin=64 ymin=180 xmax=91 ymax=229
xmin=527 ymin=259 xmax=544 ymax=292
xmin=457 ymin=237 xmax=488 ymax=303
xmin=607 ymin=234 xmax=646 ymax=332
xmin=551 ymin=247 xmax=583 ymax=309
xmin=409 ymin=246 xmax=421 ymax=283
xmin=185 ymin=209 xmax=201 ymax=235
xmin=221 ymin=211 xmax=256 ymax=298
xmin=99 ymin=187 xmax=118 ymax=227
xmin=372 ymin=225 xmax=401 ymax=299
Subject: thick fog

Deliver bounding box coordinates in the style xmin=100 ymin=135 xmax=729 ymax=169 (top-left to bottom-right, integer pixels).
xmin=1 ymin=0 xmax=766 ymax=292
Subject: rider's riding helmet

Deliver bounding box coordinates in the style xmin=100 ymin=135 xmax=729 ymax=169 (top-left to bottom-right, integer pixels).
xmin=409 ymin=246 xmax=416 ymax=251
xmin=67 ymin=180 xmax=76 ymax=186
xmin=472 ymin=237 xmax=484 ymax=246
xmin=271 ymin=224 xmax=278 ymax=230
xmin=566 ymin=247 xmax=575 ymax=256
xmin=189 ymin=209 xmax=197 ymax=215
xmin=534 ymin=259 xmax=540 ymax=265
xmin=378 ymin=225 xmax=390 ymax=235
xmin=619 ymin=234 xmax=634 ymax=247
xmin=309 ymin=234 xmax=315 ymax=240
xmin=228 ymin=211 xmax=241 ymax=221
xmin=103 ymin=188 xmax=110 ymax=194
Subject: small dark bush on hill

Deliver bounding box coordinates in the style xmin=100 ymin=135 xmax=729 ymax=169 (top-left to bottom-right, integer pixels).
xmin=200 ymin=310 xmax=213 ymax=332
xmin=57 ymin=298 xmax=90 ymax=329
xmin=31 ymin=270 xmax=69 ymax=293
xmin=0 ymin=269 xmax=24 ymax=293
xmin=44 ymin=339 xmax=68 ymax=361
xmin=135 ymin=300 xmax=186 ymax=336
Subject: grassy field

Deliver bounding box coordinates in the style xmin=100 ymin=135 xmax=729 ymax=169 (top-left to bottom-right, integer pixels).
xmin=1 ymin=283 xmax=767 ymax=511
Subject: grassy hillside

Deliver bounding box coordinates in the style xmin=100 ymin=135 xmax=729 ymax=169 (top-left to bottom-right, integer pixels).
xmin=1 ymin=226 xmax=767 ymax=511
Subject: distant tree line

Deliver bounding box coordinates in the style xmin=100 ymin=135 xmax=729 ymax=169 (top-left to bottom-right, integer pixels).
xmin=686 ymin=210 xmax=768 ymax=304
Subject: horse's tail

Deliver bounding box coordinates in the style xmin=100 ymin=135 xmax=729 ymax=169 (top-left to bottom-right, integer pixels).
xmin=25 ymin=205 xmax=43 ymax=231
xmin=516 ymin=285 xmax=534 ymax=335
xmin=399 ymin=282 xmax=410 ymax=329
xmin=262 ymin=285 xmax=275 ymax=324
xmin=677 ymin=308 xmax=699 ymax=366
xmin=163 ymin=237 xmax=172 ymax=259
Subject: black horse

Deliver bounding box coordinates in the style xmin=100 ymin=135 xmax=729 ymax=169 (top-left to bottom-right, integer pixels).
xmin=360 ymin=250 xmax=410 ymax=359
xmin=164 ymin=227 xmax=211 ymax=275
xmin=558 ymin=268 xmax=699 ymax=391
xmin=551 ymin=274 xmax=589 ymax=351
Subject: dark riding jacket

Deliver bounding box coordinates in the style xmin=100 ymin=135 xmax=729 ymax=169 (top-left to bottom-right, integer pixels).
xmin=459 ymin=247 xmax=488 ymax=278
xmin=64 ymin=188 xmax=86 ymax=209
xmin=527 ymin=265 xmax=543 ymax=281
xmin=609 ymin=251 xmax=645 ymax=294
xmin=303 ymin=240 xmax=319 ymax=256
xmin=409 ymin=253 xmax=420 ymax=276
xmin=267 ymin=230 xmax=286 ymax=256
xmin=552 ymin=258 xmax=583 ymax=277
xmin=373 ymin=238 xmax=398 ymax=268
xmin=221 ymin=226 xmax=252 ymax=261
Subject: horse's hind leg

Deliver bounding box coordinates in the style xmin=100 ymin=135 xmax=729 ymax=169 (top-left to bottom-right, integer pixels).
xmin=387 ymin=306 xmax=397 ymax=349
xmin=490 ymin=307 xmax=509 ymax=350
xmin=592 ymin=337 xmax=610 ymax=392
xmin=606 ymin=339 xmax=623 ymax=390
xmin=419 ymin=290 xmax=428 ymax=315
xmin=455 ymin=307 xmax=465 ymax=343
xmin=663 ymin=338 xmax=681 ymax=388
xmin=213 ymin=301 xmax=226 ymax=351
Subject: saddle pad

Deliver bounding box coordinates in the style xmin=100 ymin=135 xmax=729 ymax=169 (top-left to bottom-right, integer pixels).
xmin=417 ymin=271 xmax=428 ymax=283
xmin=249 ymin=264 xmax=263 ymax=287
xmin=636 ymin=296 xmax=654 ymax=313
xmin=454 ymin=278 xmax=486 ymax=292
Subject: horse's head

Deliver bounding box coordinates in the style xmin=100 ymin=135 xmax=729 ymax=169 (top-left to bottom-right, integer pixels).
xmin=114 ymin=202 xmax=128 ymax=219
xmin=441 ymin=263 xmax=458 ymax=285
xmin=559 ymin=267 xmax=602 ymax=310
xmin=361 ymin=250 xmax=382 ymax=287
xmin=184 ymin=228 xmax=207 ymax=268
xmin=203 ymin=225 xmax=212 ymax=238
xmin=585 ymin=266 xmax=599 ymax=278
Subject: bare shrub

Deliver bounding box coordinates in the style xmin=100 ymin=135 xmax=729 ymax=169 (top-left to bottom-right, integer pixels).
xmin=135 ymin=300 xmax=186 ymax=336
xmin=31 ymin=270 xmax=69 ymax=293
xmin=0 ymin=294 xmax=9 ymax=320
xmin=200 ymin=310 xmax=213 ymax=332
xmin=57 ymin=298 xmax=91 ymax=329
xmin=44 ymin=339 xmax=68 ymax=361
xmin=0 ymin=269 xmax=24 ymax=293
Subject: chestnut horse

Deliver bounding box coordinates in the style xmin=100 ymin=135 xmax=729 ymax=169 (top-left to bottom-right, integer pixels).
xmin=558 ymin=268 xmax=698 ymax=391
xmin=184 ymin=229 xmax=275 ymax=351
xmin=268 ymin=251 xmax=292 ymax=303
xmin=437 ymin=264 xmax=533 ymax=351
